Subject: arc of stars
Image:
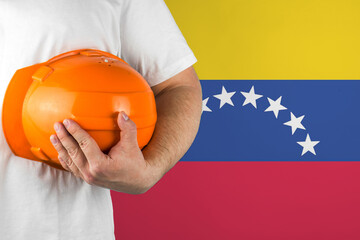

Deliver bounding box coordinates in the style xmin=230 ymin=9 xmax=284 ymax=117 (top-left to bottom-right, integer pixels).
xmin=201 ymin=84 xmax=320 ymax=158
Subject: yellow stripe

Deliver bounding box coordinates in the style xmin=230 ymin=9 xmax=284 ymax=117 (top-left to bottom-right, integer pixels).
xmin=166 ymin=0 xmax=360 ymax=80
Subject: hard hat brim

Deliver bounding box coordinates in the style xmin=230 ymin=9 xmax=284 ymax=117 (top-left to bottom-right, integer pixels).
xmin=4 ymin=64 xmax=40 ymax=163
xmin=2 ymin=63 xmax=64 ymax=170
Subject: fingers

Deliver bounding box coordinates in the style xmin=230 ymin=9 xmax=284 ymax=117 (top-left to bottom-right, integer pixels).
xmin=53 ymin=122 xmax=89 ymax=177
xmin=50 ymin=132 xmax=85 ymax=178
xmin=61 ymin=119 xmax=105 ymax=163
xmin=117 ymin=112 xmax=139 ymax=147
xmin=58 ymin=154 xmax=71 ymax=172
xmin=107 ymin=111 xmax=139 ymax=159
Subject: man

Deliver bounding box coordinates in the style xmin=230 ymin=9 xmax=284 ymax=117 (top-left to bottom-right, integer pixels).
xmin=0 ymin=0 xmax=201 ymax=239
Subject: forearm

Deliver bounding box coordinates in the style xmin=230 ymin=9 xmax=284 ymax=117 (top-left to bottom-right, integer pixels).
xmin=142 ymin=80 xmax=202 ymax=186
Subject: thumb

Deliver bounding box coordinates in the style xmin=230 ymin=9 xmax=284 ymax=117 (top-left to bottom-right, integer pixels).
xmin=116 ymin=111 xmax=139 ymax=147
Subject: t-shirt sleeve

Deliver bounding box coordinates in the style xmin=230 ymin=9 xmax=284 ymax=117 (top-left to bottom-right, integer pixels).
xmin=119 ymin=0 xmax=197 ymax=87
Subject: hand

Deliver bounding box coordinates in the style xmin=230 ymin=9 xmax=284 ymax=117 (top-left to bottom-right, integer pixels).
xmin=50 ymin=111 xmax=157 ymax=194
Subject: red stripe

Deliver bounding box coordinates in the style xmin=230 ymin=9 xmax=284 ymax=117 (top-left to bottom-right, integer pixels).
xmin=112 ymin=162 xmax=360 ymax=240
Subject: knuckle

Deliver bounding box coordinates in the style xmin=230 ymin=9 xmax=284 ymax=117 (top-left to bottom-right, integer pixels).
xmin=54 ymin=143 xmax=64 ymax=152
xmin=58 ymin=147 xmax=70 ymax=156
xmin=64 ymin=157 xmax=74 ymax=167
xmin=78 ymin=137 xmax=90 ymax=149
xmin=126 ymin=123 xmax=137 ymax=137
xmin=59 ymin=158 xmax=68 ymax=169
xmin=129 ymin=121 xmax=137 ymax=131
xmin=60 ymin=154 xmax=70 ymax=164
xmin=84 ymin=173 xmax=95 ymax=185
xmin=67 ymin=147 xmax=79 ymax=159
xmin=89 ymin=164 xmax=101 ymax=177
xmin=57 ymin=134 xmax=67 ymax=142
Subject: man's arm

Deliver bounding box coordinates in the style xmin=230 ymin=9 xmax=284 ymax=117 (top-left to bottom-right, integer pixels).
xmin=142 ymin=66 xmax=203 ymax=189
xmin=50 ymin=66 xmax=202 ymax=194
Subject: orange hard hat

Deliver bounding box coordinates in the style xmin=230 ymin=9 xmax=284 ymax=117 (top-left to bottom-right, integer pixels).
xmin=2 ymin=49 xmax=157 ymax=170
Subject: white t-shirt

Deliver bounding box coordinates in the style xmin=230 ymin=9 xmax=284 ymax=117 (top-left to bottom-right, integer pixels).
xmin=0 ymin=0 xmax=197 ymax=239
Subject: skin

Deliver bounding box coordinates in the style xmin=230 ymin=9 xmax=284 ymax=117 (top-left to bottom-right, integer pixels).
xmin=49 ymin=66 xmax=202 ymax=194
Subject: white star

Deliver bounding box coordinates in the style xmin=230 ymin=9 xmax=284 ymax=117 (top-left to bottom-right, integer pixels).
xmin=297 ymin=134 xmax=320 ymax=156
xmin=264 ymin=96 xmax=287 ymax=118
xmin=202 ymin=97 xmax=212 ymax=113
xmin=284 ymin=112 xmax=306 ymax=135
xmin=240 ymin=86 xmax=263 ymax=108
xmin=213 ymin=86 xmax=236 ymax=108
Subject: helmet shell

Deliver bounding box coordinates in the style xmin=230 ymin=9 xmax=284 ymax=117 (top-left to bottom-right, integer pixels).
xmin=2 ymin=49 xmax=157 ymax=170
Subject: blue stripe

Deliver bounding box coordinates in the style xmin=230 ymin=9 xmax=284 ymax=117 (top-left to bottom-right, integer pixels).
xmin=181 ymin=80 xmax=360 ymax=161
